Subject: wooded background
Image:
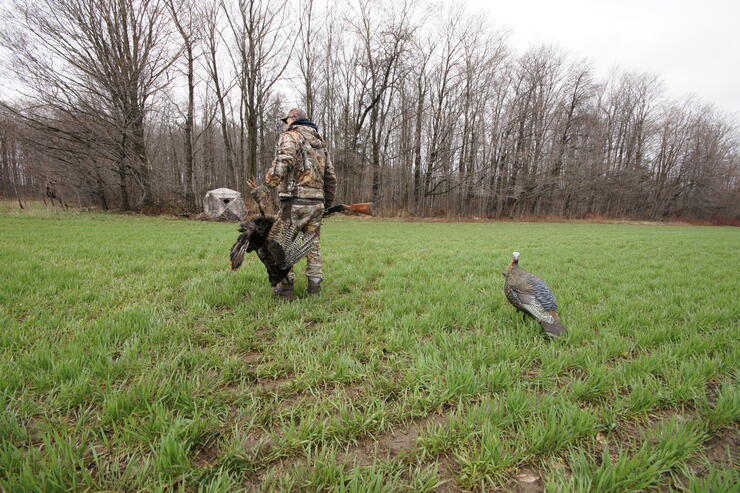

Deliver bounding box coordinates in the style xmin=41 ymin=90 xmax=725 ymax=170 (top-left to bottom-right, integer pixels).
xmin=1 ymin=0 xmax=738 ymax=220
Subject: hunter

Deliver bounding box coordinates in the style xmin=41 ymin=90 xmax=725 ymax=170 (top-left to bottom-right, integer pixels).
xmin=250 ymin=108 xmax=337 ymax=300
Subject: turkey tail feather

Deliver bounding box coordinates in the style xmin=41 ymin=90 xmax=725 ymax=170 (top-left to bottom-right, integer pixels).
xmin=267 ymin=219 xmax=317 ymax=270
xmin=280 ymin=232 xmax=316 ymax=269
xmin=541 ymin=312 xmax=566 ymax=337
xmin=230 ymin=236 xmax=249 ymax=270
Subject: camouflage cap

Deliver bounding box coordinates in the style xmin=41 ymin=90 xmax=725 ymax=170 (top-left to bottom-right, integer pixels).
xmin=280 ymin=108 xmax=307 ymax=123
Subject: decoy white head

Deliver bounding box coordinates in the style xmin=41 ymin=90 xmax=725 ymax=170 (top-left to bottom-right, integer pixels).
xmin=508 ymin=251 xmax=521 ymax=271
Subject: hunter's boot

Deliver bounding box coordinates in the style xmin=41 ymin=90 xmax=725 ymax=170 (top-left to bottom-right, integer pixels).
xmin=307 ymin=278 xmax=322 ymax=296
xmin=274 ymin=280 xmax=295 ymax=301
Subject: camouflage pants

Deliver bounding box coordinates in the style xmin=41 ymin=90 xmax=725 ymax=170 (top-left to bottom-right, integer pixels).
xmin=277 ymin=201 xmax=324 ymax=286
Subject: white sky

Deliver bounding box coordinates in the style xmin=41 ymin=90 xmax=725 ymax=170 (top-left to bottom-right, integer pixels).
xmin=464 ymin=0 xmax=740 ymax=117
xmin=2 ymin=0 xmax=737 ymax=118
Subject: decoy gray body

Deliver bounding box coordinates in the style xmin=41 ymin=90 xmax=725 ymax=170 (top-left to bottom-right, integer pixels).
xmin=504 ymin=252 xmax=567 ymax=337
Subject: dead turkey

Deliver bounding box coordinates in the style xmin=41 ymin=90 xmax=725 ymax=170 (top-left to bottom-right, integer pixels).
xmin=230 ymin=215 xmax=316 ymax=286
xmin=503 ymin=252 xmax=567 ymax=337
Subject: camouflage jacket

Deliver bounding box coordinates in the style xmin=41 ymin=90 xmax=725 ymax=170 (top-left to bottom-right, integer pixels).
xmin=265 ymin=123 xmax=337 ymax=205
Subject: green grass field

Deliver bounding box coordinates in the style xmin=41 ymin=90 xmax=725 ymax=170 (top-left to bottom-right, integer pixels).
xmin=1 ymin=205 xmax=738 ymax=492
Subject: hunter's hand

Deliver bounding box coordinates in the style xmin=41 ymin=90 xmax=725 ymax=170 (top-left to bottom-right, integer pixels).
xmin=250 ymin=184 xmax=270 ymax=202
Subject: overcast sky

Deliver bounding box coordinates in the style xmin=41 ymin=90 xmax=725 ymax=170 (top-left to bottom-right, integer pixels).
xmin=463 ymin=0 xmax=739 ymax=116
xmin=2 ymin=0 xmax=737 ymax=117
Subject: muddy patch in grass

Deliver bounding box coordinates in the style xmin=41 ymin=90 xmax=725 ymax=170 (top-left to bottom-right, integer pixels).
xmin=340 ymin=410 xmax=452 ymax=466
xmin=510 ymin=467 xmax=546 ymax=493
xmin=257 ymin=376 xmax=295 ymax=392
xmin=435 ymin=455 xmax=463 ymax=492
xmin=243 ymin=351 xmax=262 ymax=364
xmin=193 ymin=440 xmax=221 ymax=468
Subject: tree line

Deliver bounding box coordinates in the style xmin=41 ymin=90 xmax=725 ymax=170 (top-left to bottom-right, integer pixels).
xmin=1 ymin=0 xmax=738 ymax=220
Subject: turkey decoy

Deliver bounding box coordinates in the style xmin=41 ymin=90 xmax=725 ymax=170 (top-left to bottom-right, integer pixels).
xmin=503 ymin=252 xmax=567 ymax=337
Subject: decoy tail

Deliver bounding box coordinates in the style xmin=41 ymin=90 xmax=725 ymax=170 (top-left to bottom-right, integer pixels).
xmin=541 ymin=312 xmax=566 ymax=337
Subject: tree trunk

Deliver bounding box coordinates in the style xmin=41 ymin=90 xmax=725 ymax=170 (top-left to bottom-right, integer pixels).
xmin=184 ymin=44 xmax=195 ymax=209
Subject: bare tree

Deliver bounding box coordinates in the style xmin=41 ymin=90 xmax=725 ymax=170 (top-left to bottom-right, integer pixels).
xmin=166 ymin=0 xmax=199 ymax=209
xmin=297 ymin=0 xmax=320 ymax=117
xmin=348 ymin=0 xmax=416 ymax=206
xmin=200 ymin=0 xmax=238 ymax=187
xmin=1 ymin=0 xmax=174 ymax=209
xmin=0 ymin=114 xmax=26 ymax=208
xmin=221 ymin=0 xmax=292 ymax=181
xmin=0 ymin=0 xmax=736 ymax=220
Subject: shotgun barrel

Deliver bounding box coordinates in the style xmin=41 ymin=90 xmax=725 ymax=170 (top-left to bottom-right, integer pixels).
xmin=323 ymin=202 xmax=374 ymax=217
